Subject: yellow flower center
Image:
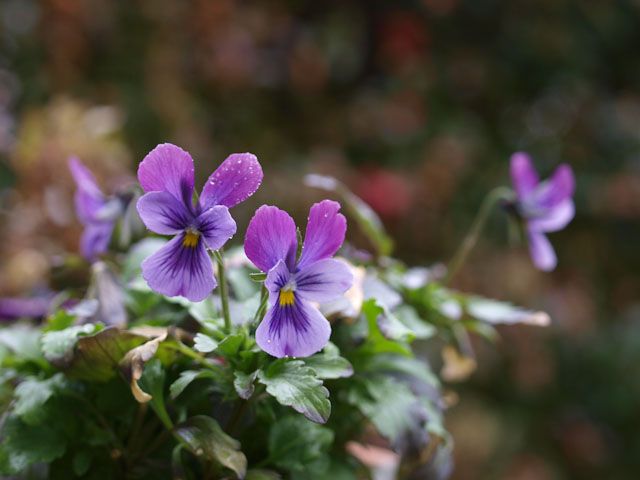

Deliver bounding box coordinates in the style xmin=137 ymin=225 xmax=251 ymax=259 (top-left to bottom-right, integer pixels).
xmin=182 ymin=230 xmax=200 ymax=248
xmin=279 ymin=289 xmax=295 ymax=307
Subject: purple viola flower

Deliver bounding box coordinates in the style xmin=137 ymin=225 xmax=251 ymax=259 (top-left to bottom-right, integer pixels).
xmin=0 ymin=296 xmax=52 ymax=321
xmin=69 ymin=157 xmax=123 ymax=261
xmin=245 ymin=200 xmax=354 ymax=357
xmin=137 ymin=143 xmax=262 ymax=302
xmin=510 ymin=152 xmax=575 ymax=271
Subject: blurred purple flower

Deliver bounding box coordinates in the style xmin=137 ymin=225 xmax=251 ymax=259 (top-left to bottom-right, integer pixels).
xmin=245 ymin=200 xmax=353 ymax=357
xmin=69 ymin=157 xmax=123 ymax=260
xmin=0 ymin=296 xmax=52 ymax=321
xmin=137 ymin=143 xmax=262 ymax=302
xmin=510 ymin=152 xmax=575 ymax=271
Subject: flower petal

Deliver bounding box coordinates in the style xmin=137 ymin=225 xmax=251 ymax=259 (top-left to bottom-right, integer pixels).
xmin=141 ymin=234 xmax=216 ymax=301
xmin=297 ymin=200 xmax=346 ymax=270
xmin=137 ymin=143 xmax=195 ymax=205
xmin=295 ymin=259 xmax=353 ymax=303
xmin=244 ymin=205 xmax=297 ymax=272
xmin=81 ymin=222 xmax=114 ymax=261
xmin=265 ymin=260 xmax=292 ymax=294
xmin=527 ymin=230 xmax=557 ymax=271
xmin=196 ymin=205 xmax=237 ymax=250
xmin=510 ymin=152 xmax=539 ymax=200
xmin=69 ymin=157 xmax=106 ymax=224
xmin=531 ymin=164 xmax=575 ymax=209
xmin=137 ymin=191 xmax=193 ymax=235
xmin=528 ymin=199 xmax=574 ymax=233
xmin=256 ymin=299 xmax=330 ymax=358
xmin=200 ymin=153 xmax=263 ymax=209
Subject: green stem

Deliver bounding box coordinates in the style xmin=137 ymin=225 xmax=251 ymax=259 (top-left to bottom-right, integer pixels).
xmin=213 ymin=249 xmax=232 ymax=332
xmin=252 ymin=285 xmax=268 ymax=325
xmin=165 ymin=341 xmax=220 ymax=372
xmin=444 ymin=186 xmax=513 ymax=285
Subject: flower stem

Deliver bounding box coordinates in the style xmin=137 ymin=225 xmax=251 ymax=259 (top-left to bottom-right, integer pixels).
xmin=444 ymin=186 xmax=513 ymax=285
xmin=252 ymin=285 xmax=268 ymax=325
xmin=213 ymin=249 xmax=232 ymax=332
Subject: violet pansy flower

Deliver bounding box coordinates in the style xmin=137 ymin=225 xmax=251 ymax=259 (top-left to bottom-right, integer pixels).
xmin=69 ymin=157 xmax=123 ymax=261
xmin=137 ymin=143 xmax=262 ymax=302
xmin=510 ymin=152 xmax=575 ymax=271
xmin=245 ymin=200 xmax=354 ymax=358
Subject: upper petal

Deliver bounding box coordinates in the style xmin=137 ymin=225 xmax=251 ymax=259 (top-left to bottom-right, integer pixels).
xmin=137 ymin=143 xmax=195 ymax=205
xmin=137 ymin=191 xmax=193 ymax=235
xmin=141 ymin=234 xmax=216 ymax=302
xmin=244 ymin=205 xmax=297 ymax=272
xmin=527 ymin=230 xmax=557 ymax=271
xmin=510 ymin=152 xmax=540 ymax=200
xmin=531 ymin=164 xmax=575 ymax=210
xmin=297 ymin=200 xmax=347 ymax=270
xmin=69 ymin=157 xmax=107 ymax=224
xmin=196 ymin=205 xmax=237 ymax=250
xmin=295 ymin=258 xmax=353 ymax=303
xmin=200 ymin=152 xmax=263 ymax=209
xmin=255 ymin=299 xmax=330 ymax=358
xmin=528 ymin=199 xmax=575 ymax=233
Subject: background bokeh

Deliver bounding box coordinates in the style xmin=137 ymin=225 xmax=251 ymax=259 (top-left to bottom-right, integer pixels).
xmin=1 ymin=1 xmax=639 ymax=479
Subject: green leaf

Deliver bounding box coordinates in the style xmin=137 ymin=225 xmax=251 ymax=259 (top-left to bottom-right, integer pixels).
xmin=138 ymin=359 xmax=170 ymax=425
xmin=246 ymin=469 xmax=282 ymax=480
xmin=362 ymin=354 xmax=439 ymax=390
xmin=258 ymin=359 xmax=331 ymax=424
xmin=267 ymin=415 xmax=333 ymax=474
xmin=63 ymin=327 xmax=149 ymax=381
xmin=227 ymin=267 xmax=259 ymax=301
xmin=41 ymin=324 xmax=99 ymax=364
xmin=376 ymin=308 xmax=416 ymax=343
xmin=0 ymin=324 xmax=43 ymax=362
xmin=170 ymin=369 xmax=219 ymax=399
xmin=44 ymin=309 xmax=76 ymax=332
xmin=305 ymin=174 xmax=393 ymax=255
xmin=72 ymin=449 xmax=93 ymax=476
xmin=464 ymin=295 xmax=550 ymax=326
xmin=304 ymin=344 xmax=353 ymax=380
xmin=359 ymin=299 xmax=411 ymax=356
xmin=218 ymin=333 xmax=246 ymax=357
xmin=194 ymin=333 xmax=218 ymax=353
xmin=13 ymin=374 xmax=66 ymax=425
xmin=175 ymin=415 xmax=247 ymax=478
xmin=249 ymin=272 xmax=267 ymax=282
xmin=394 ymin=305 xmax=436 ymax=339
xmin=346 ymin=376 xmax=418 ymax=442
xmin=0 ymin=414 xmax=67 ymax=474
xmin=187 ymin=298 xmax=220 ymax=324
xmin=234 ymin=370 xmax=258 ymax=399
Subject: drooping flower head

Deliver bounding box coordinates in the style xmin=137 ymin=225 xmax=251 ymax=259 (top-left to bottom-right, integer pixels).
xmin=69 ymin=157 xmax=124 ymax=261
xmin=137 ymin=143 xmax=262 ymax=302
xmin=245 ymin=200 xmax=354 ymax=357
xmin=510 ymin=152 xmax=575 ymax=271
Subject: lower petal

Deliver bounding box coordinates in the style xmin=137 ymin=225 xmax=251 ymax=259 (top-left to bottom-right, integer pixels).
xmin=256 ymin=299 xmax=330 ymax=358
xmin=528 ymin=200 xmax=574 ymax=232
xmin=141 ymin=234 xmax=216 ymax=302
xmin=528 ymin=231 xmax=557 ymax=271
xmin=81 ymin=222 xmax=114 ymax=260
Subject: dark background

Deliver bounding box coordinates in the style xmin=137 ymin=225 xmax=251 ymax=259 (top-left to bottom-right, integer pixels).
xmin=1 ymin=1 xmax=639 ymax=479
